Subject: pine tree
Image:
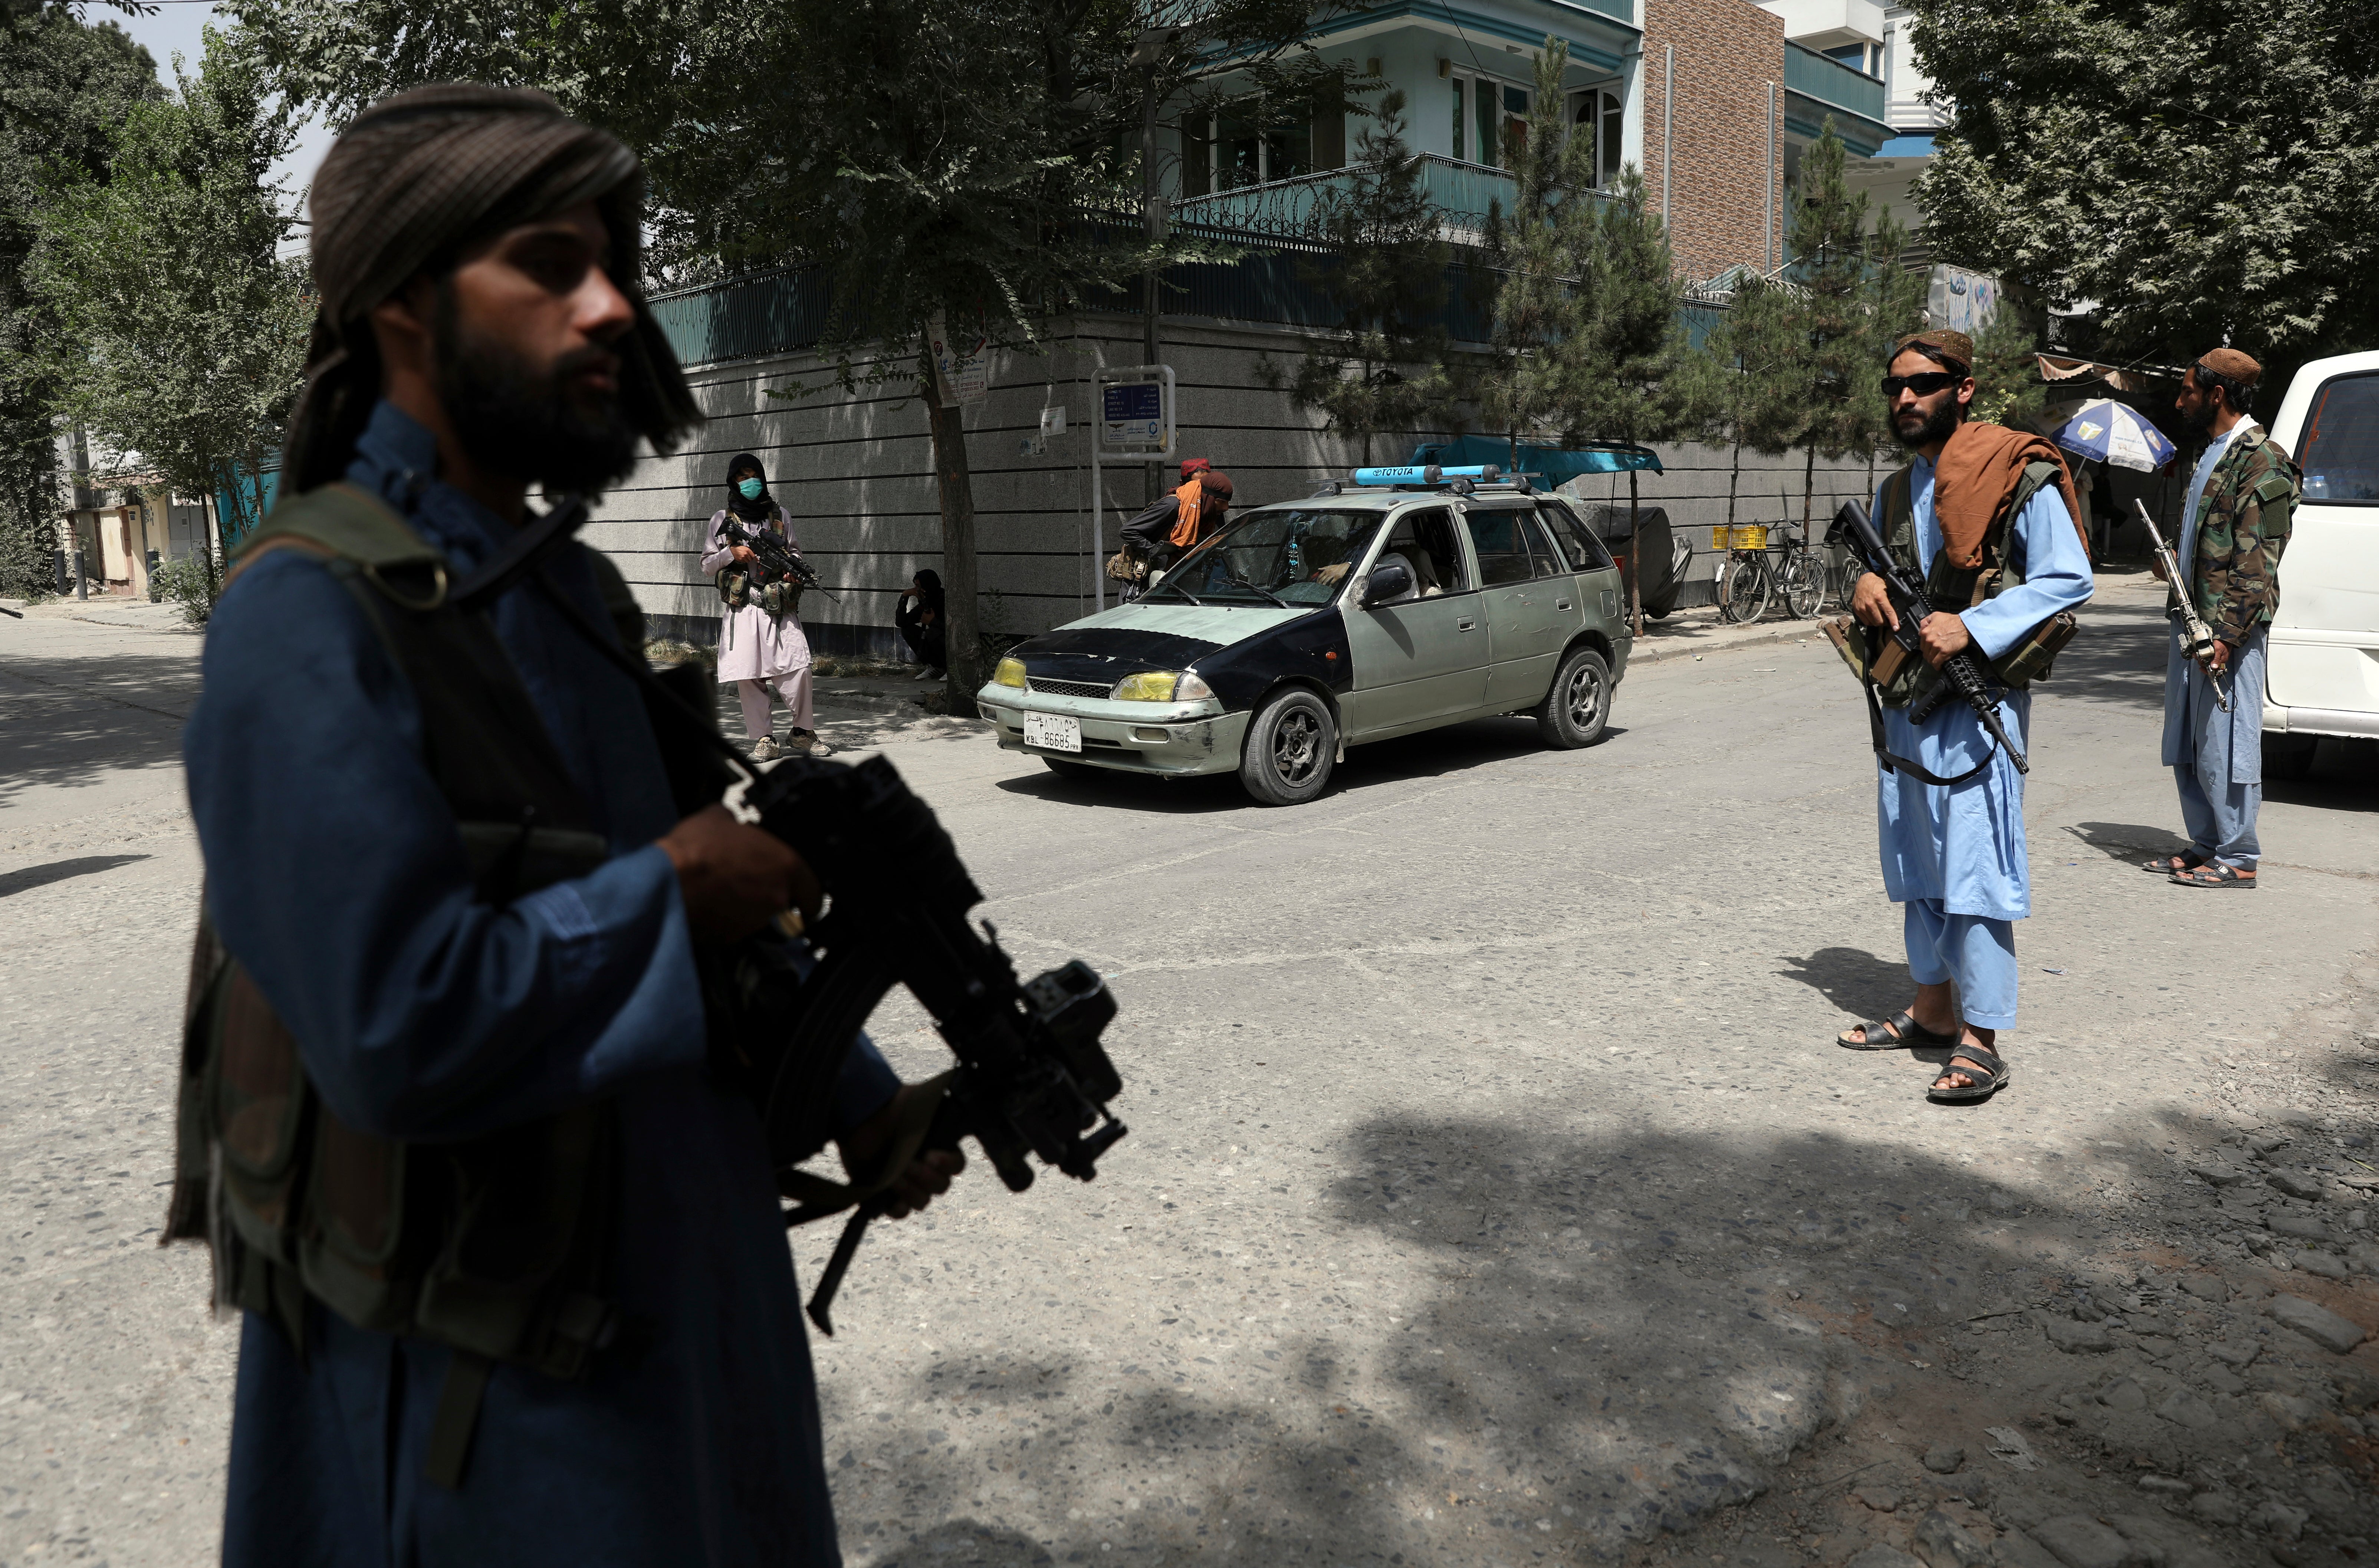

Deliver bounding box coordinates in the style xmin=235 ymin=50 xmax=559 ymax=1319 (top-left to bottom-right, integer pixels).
xmin=1265 ymin=89 xmax=1453 ymax=466
xmin=1474 ymin=39 xmax=1597 ymax=473
xmin=1699 ymin=272 xmax=1805 ymax=532
xmin=1568 ymin=165 xmax=1701 ymax=633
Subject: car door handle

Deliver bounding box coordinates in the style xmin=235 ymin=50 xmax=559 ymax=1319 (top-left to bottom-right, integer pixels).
xmin=1556 ymin=599 xmax=1572 ymax=611
xmin=1458 ymin=617 xmax=1476 ymax=631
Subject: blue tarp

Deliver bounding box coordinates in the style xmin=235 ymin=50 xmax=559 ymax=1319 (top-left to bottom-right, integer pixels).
xmin=1411 ymin=436 xmax=1664 ymax=484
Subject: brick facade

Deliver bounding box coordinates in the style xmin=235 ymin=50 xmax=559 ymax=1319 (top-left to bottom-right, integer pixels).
xmin=1642 ymin=0 xmax=1785 ymax=281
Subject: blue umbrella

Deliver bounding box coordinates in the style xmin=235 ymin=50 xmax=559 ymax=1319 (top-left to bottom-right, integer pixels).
xmin=2053 ymin=398 xmax=2176 ymax=472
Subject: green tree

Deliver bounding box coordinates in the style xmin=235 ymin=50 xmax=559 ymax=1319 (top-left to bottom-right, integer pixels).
xmin=1774 ymin=122 xmax=1913 ymax=529
xmin=1568 ymin=164 xmax=1701 ymax=633
xmin=1474 ymin=38 xmax=1597 ymax=473
xmin=1908 ymin=0 xmax=2379 ymax=388
xmin=0 ymin=6 xmax=161 ymax=596
xmin=231 ymin=0 xmax=1357 ymax=702
xmin=1698 ymin=272 xmax=1805 ymax=534
xmin=24 ymin=24 xmax=311 ymax=597
xmin=1262 ymin=89 xmax=1452 ymax=466
xmin=1966 ymin=304 xmax=2046 ymax=431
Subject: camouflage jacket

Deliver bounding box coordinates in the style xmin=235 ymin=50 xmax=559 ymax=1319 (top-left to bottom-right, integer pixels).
xmin=2176 ymin=425 xmax=2299 ymax=645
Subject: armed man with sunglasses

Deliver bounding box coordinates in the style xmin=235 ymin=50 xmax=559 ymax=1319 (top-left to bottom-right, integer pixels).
xmin=1833 ymin=329 xmax=2095 ymax=1104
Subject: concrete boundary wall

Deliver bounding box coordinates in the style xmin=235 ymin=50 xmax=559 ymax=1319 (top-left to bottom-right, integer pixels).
xmin=589 ymin=311 xmax=1885 ymax=655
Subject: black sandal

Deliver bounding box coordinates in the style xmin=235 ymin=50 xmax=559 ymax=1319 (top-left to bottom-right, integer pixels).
xmin=1927 ymin=1045 xmax=2011 ymax=1103
xmin=1837 ymin=1010 xmax=1959 ymax=1051
xmin=2170 ymin=862 xmax=2255 ymax=889
xmin=2143 ymin=850 xmax=2207 ymax=875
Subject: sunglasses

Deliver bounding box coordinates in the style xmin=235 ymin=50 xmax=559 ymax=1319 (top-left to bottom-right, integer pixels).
xmin=1879 ymin=371 xmax=1964 ymax=397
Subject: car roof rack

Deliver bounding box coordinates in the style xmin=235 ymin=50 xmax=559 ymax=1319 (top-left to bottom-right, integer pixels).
xmin=1322 ymin=464 xmax=1544 ymax=498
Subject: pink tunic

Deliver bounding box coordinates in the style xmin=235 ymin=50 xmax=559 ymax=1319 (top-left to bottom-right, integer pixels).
xmin=701 ymin=507 xmax=813 ymax=682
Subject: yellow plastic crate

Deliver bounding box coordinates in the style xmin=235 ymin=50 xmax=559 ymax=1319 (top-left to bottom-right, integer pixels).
xmin=1710 ymin=525 xmax=1768 ymax=550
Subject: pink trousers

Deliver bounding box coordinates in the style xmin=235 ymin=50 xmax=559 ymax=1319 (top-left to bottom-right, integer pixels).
xmin=735 ymin=669 xmax=815 ymax=739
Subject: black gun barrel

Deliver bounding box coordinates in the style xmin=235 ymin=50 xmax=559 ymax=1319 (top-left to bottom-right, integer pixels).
xmin=1827 ymin=501 xmax=2029 ymax=776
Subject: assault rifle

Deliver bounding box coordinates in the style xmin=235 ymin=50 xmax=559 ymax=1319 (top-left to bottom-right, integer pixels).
xmin=718 ymin=513 xmax=839 ymax=604
xmin=1827 ymin=498 xmax=2030 ymax=777
xmin=2133 ymin=499 xmax=2231 ymax=713
xmin=498 ymin=496 xmax=1126 ymax=1336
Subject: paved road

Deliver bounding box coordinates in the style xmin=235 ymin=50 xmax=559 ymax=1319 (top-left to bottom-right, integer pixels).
xmin=3 ymin=575 xmax=2373 ymax=1567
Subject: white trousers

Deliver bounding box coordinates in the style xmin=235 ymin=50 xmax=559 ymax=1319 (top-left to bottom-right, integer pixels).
xmin=735 ymin=669 xmax=814 ymax=739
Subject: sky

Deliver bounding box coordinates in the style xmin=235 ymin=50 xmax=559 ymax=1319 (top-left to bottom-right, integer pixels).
xmin=105 ymin=0 xmax=336 ymax=226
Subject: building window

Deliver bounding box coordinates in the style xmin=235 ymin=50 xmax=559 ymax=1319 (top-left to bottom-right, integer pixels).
xmin=1450 ymin=71 xmax=1529 ymax=167
xmin=1182 ymin=101 xmax=1327 ymax=192
xmin=1569 ymin=85 xmax=1623 ymax=188
xmin=1823 ymin=42 xmax=1879 ymax=77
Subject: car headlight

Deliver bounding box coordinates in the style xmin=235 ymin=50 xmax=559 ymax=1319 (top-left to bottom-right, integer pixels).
xmin=1113 ymin=670 xmax=1216 ymax=702
xmin=992 ymin=656 xmax=1027 ymax=689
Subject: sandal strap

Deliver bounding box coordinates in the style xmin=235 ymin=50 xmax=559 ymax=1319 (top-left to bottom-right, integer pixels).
xmin=1941 ymin=1045 xmax=2005 ymax=1076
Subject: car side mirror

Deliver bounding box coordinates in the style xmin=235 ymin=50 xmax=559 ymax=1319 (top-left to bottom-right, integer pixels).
xmin=1362 ymin=562 xmax=1411 ymax=607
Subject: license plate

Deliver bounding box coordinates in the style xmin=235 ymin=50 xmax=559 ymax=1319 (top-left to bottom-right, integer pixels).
xmin=1023 ymin=712 xmax=1082 ymax=753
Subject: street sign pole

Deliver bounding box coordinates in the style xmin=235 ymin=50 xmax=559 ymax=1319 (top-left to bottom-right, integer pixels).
xmin=1093 ymin=365 xmax=1177 ymax=613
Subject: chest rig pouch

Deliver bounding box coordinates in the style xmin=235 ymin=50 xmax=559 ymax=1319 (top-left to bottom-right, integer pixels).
xmin=165 ymin=484 xmax=636 ymax=1488
xmin=1867 ymin=460 xmax=2080 ymax=711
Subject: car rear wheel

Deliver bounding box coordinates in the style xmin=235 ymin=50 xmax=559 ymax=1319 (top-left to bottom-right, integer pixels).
xmin=1239 ymin=689 xmax=1335 ymax=805
xmin=1536 ymin=645 xmax=1611 ymax=749
xmin=1042 ymin=756 xmax=1100 ymax=781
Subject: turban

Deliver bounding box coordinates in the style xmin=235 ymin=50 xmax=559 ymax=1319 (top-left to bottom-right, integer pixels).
xmin=282 ymin=83 xmax=702 ymax=492
xmin=1889 ymin=329 xmax=1974 ymax=373
xmin=2195 ymin=348 xmax=2262 ymax=388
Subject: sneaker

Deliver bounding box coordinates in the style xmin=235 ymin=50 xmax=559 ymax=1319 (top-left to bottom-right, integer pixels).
xmin=805 ymin=734 xmax=835 ymax=757
xmin=914 ymin=667 xmax=942 ymax=681
xmin=748 ymin=735 xmax=782 ymax=762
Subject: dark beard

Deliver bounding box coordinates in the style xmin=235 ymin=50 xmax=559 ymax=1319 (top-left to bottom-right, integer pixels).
xmin=2179 ymin=398 xmax=2217 ymax=434
xmin=433 ymin=283 xmax=639 ymax=494
xmin=1893 ymin=398 xmax=1962 ymax=450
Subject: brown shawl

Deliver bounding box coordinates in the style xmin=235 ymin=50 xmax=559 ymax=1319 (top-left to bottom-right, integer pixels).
xmin=1932 ymin=421 xmax=2089 ymax=568
xmin=281 ymin=83 xmax=702 ymax=491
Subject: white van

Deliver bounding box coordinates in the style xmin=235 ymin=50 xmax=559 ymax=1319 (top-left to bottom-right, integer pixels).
xmin=2262 ymin=351 xmax=2379 ymax=776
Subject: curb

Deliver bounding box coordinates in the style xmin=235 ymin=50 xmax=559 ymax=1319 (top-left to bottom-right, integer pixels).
xmin=1631 ymin=619 xmax=1830 ymax=668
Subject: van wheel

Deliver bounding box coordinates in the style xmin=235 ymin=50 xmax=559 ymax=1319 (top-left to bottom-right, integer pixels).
xmin=1042 ymin=757 xmax=1099 ymax=781
xmin=1537 ymin=646 xmax=1612 ymax=749
xmin=1239 ymin=690 xmax=1335 ymax=805
xmin=2263 ymin=733 xmax=2319 ymax=782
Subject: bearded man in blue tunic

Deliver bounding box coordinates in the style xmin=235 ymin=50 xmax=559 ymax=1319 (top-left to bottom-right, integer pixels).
xmin=174 ymin=85 xmax=959 ymax=1565
xmin=1834 ymin=329 xmax=2095 ymax=1103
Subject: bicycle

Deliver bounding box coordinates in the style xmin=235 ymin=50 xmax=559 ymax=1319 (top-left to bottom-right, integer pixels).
xmin=1713 ymin=522 xmax=1833 ymax=623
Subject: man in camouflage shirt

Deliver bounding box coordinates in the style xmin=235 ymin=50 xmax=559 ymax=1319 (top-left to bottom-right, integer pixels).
xmin=2150 ymin=348 xmax=2299 ymax=888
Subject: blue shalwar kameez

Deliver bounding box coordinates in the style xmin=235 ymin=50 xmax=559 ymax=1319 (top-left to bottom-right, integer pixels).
xmin=1870 ymin=457 xmax=2094 ymax=1030
xmin=184 ymin=401 xmax=897 ymax=1567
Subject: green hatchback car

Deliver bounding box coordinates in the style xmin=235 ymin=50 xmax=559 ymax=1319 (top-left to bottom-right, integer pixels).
xmin=976 ymin=469 xmax=1635 ymax=804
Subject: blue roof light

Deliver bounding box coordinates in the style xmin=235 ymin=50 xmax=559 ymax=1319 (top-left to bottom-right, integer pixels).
xmin=1350 ymin=464 xmax=1502 ymax=486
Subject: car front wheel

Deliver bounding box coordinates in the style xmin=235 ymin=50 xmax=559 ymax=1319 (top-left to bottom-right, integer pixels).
xmin=1239 ymin=688 xmax=1335 ymax=805
xmin=1536 ymin=645 xmax=1611 ymax=749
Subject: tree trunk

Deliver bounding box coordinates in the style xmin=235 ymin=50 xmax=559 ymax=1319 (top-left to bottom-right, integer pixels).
xmin=1800 ymin=444 xmax=1816 ymax=534
xmin=1726 ymin=437 xmax=1742 ymax=528
xmin=928 ymin=392 xmax=983 ymax=707
xmin=1627 ymin=466 xmax=1644 ymax=635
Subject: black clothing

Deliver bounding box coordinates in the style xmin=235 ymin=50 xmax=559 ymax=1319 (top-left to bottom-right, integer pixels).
xmin=727 ymin=451 xmax=775 ymax=523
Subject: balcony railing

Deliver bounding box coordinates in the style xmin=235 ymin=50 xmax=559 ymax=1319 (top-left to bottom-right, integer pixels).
xmin=1173 ymin=153 xmax=1577 ymax=241
xmin=1784 ymin=42 xmax=1887 ymax=128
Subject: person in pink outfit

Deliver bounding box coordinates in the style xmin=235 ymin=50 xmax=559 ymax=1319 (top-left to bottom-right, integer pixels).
xmin=700 ymin=452 xmax=831 ymax=759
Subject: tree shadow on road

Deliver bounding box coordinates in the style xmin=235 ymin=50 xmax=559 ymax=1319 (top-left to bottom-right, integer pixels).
xmin=2061 ymin=822 xmax=2192 ymax=864
xmin=2041 ymin=596 xmax=2169 ymax=716
xmin=0 ymin=854 xmax=151 ymax=897
xmin=0 ymin=650 xmax=197 ymax=803
xmin=832 ymin=1112 xmax=2177 ymax=1567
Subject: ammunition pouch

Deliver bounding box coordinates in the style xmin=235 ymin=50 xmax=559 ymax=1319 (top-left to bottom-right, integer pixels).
xmin=716 ymin=566 xmax=753 ymax=608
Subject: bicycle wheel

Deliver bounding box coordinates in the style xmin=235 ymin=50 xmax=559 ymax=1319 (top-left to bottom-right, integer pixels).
xmin=1782 ymin=549 xmax=1828 ymax=619
xmin=1721 ymin=554 xmax=1771 ymax=624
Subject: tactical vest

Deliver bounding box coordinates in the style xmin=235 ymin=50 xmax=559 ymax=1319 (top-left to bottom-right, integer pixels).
xmin=1868 ymin=458 xmax=2077 ymax=710
xmin=165 ymin=483 xmax=644 ymax=1486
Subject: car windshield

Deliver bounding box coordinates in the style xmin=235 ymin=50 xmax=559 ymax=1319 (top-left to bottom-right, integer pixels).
xmin=1144 ymin=506 xmax=1392 ymax=606
xmin=2301 ymin=372 xmax=2379 ymax=503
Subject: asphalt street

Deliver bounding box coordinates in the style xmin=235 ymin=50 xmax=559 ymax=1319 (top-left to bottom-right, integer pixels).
xmin=3 ymin=572 xmax=2374 ymax=1567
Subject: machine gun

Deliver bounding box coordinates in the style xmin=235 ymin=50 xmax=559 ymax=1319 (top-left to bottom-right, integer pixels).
xmin=2133 ymin=499 xmax=2231 ymax=713
xmin=709 ymin=751 xmax=1127 ymax=1332
xmin=717 ymin=513 xmax=840 ymax=604
xmin=1826 ymin=498 xmax=2029 ymax=777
